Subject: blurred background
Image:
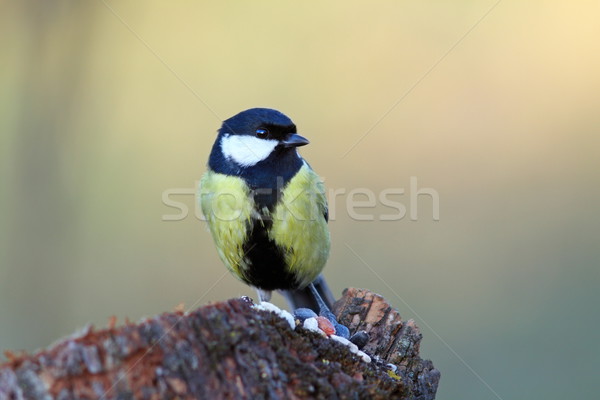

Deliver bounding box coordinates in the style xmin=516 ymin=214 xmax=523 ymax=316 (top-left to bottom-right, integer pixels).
xmin=1 ymin=1 xmax=599 ymax=398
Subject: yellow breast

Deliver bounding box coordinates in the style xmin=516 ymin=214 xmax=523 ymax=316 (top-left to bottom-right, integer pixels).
xmin=269 ymin=163 xmax=330 ymax=287
xmin=199 ymin=163 xmax=330 ymax=289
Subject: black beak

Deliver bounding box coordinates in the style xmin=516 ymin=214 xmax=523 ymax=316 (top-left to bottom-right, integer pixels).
xmin=281 ymin=133 xmax=310 ymax=148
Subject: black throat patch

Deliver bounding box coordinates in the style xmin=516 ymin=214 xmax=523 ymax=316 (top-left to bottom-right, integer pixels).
xmin=208 ymin=139 xmax=304 ymax=210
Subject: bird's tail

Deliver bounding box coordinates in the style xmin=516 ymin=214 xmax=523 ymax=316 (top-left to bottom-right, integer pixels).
xmin=280 ymin=274 xmax=335 ymax=312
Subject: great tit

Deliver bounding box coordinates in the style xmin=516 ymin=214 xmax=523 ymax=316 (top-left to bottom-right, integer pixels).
xmin=199 ymin=108 xmax=334 ymax=311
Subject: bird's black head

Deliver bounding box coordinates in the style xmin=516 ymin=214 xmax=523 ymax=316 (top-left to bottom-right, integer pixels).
xmin=211 ymin=108 xmax=309 ymax=169
xmin=207 ymin=108 xmax=310 ymax=209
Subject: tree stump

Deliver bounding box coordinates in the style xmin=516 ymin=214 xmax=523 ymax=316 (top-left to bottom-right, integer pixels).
xmin=0 ymin=288 xmax=440 ymax=399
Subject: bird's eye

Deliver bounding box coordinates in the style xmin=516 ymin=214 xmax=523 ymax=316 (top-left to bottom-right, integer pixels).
xmin=255 ymin=129 xmax=269 ymax=139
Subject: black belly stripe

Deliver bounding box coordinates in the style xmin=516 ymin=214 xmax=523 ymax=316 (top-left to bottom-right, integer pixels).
xmin=209 ymin=139 xmax=307 ymax=290
xmin=241 ymin=217 xmax=300 ymax=291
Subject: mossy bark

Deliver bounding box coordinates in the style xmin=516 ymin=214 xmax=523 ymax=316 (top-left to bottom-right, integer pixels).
xmin=0 ymin=289 xmax=439 ymax=399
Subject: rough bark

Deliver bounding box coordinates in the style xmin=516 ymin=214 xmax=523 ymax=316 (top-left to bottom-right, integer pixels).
xmin=0 ymin=288 xmax=439 ymax=399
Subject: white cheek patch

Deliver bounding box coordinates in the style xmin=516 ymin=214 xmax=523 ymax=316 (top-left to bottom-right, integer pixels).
xmin=220 ymin=134 xmax=279 ymax=167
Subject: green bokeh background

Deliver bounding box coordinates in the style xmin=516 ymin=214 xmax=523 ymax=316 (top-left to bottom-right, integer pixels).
xmin=1 ymin=1 xmax=599 ymax=399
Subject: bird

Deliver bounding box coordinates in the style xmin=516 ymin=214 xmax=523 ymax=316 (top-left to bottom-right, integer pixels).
xmin=199 ymin=108 xmax=334 ymax=312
